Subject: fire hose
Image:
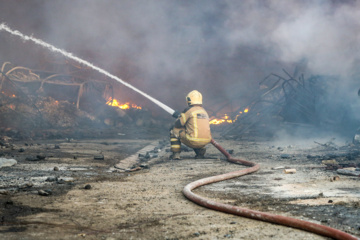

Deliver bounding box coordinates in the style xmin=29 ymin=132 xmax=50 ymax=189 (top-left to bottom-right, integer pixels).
xmin=182 ymin=139 xmax=358 ymax=240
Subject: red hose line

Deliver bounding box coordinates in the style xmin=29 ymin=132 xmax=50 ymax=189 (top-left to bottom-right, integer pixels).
xmin=182 ymin=139 xmax=358 ymax=240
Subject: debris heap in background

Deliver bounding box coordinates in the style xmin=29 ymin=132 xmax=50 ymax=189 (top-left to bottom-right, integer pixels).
xmin=0 ymin=62 xmax=167 ymax=139
xmin=219 ymin=69 xmax=357 ymax=139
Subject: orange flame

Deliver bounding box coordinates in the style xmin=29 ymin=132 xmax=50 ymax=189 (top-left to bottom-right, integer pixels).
xmin=210 ymin=108 xmax=249 ymax=125
xmin=209 ymin=114 xmax=233 ymax=125
xmin=106 ymin=97 xmax=142 ymax=110
xmin=1 ymin=92 xmax=16 ymax=98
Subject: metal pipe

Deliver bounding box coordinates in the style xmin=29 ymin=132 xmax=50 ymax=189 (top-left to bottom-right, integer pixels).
xmin=183 ymin=139 xmax=358 ymax=240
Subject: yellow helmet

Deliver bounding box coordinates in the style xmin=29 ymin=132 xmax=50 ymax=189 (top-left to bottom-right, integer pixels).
xmin=186 ymin=90 xmax=202 ymax=105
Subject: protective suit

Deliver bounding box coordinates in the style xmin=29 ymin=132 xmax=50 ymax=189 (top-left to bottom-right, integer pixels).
xmin=170 ymin=90 xmax=212 ymax=159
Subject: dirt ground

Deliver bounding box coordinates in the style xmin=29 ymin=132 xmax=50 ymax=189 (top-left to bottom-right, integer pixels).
xmin=0 ymin=130 xmax=360 ymax=240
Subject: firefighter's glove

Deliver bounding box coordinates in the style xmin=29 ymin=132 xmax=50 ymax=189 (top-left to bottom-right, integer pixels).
xmin=172 ymin=110 xmax=181 ymax=119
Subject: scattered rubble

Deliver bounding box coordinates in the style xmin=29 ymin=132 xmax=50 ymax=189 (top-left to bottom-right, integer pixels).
xmin=0 ymin=157 xmax=17 ymax=168
xmin=0 ymin=134 xmax=359 ymax=239
xmin=337 ymin=168 xmax=360 ymax=177
xmin=271 ymin=166 xmax=286 ymax=170
xmin=284 ymin=168 xmax=296 ymax=174
xmin=94 ymin=155 xmax=105 ymax=160
xmin=330 ymin=176 xmax=340 ymax=182
xmin=38 ymin=189 xmax=52 ymax=196
xmin=280 ymin=153 xmax=291 ymax=159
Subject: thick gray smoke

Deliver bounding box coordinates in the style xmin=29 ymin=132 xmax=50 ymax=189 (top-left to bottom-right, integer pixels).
xmin=1 ymin=0 xmax=360 ymax=135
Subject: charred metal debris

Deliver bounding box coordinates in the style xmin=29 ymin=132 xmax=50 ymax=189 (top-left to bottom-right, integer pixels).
xmin=0 ymin=62 xmax=165 ymax=139
xmin=215 ymin=69 xmax=356 ymax=139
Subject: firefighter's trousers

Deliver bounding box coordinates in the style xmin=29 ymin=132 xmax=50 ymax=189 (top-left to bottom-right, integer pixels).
xmin=170 ymin=127 xmax=207 ymax=153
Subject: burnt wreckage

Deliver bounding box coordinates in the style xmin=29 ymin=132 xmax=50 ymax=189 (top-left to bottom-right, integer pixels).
xmin=0 ymin=62 xmax=161 ymax=139
xmin=1 ymin=61 xmax=360 ymax=141
xmin=213 ymin=69 xmax=359 ymax=140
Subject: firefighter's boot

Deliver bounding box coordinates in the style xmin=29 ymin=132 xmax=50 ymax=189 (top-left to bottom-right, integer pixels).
xmin=194 ymin=147 xmax=206 ymax=159
xmin=170 ymin=152 xmax=181 ymax=160
xmin=170 ymin=129 xmax=182 ymax=160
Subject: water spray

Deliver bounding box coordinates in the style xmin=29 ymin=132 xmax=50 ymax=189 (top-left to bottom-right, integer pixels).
xmin=1 ymin=23 xmax=357 ymax=239
xmin=0 ymin=23 xmax=176 ymax=116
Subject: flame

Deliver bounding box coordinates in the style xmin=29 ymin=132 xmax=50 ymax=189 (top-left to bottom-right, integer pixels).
xmin=210 ymin=108 xmax=249 ymax=125
xmin=1 ymin=92 xmax=16 ymax=98
xmin=210 ymin=114 xmax=233 ymax=125
xmin=130 ymin=103 xmax=142 ymax=109
xmin=106 ymin=97 xmax=142 ymax=110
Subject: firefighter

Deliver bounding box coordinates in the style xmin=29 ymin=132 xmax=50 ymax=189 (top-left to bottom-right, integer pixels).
xmin=169 ymin=90 xmax=212 ymax=160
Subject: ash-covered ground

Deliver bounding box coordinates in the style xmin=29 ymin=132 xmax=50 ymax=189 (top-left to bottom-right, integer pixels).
xmin=0 ymin=127 xmax=360 ymax=240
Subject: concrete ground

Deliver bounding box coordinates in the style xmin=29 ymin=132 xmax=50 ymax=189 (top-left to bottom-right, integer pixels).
xmin=0 ymin=133 xmax=359 ymax=239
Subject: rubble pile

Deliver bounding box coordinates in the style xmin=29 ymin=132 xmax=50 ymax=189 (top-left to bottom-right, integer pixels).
xmin=36 ymin=96 xmax=93 ymax=128
xmin=0 ymin=62 xmax=167 ymax=139
xmin=218 ymin=69 xmax=357 ymax=138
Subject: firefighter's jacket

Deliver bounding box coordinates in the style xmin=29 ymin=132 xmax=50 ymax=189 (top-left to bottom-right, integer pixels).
xmin=174 ymin=105 xmax=212 ymax=148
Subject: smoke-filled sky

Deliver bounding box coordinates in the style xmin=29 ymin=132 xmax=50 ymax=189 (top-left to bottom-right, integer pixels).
xmin=1 ymin=0 xmax=360 ymax=125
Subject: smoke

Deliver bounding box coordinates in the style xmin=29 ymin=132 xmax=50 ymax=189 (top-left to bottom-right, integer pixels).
xmin=1 ymin=0 xmax=360 ymax=135
xmin=225 ymin=1 xmax=360 ymax=75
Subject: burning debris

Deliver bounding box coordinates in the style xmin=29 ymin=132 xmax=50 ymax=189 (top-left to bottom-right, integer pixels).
xmin=208 ymin=69 xmax=359 ymax=139
xmin=106 ymin=97 xmax=142 ymax=110
xmin=0 ymin=62 xmax=167 ymax=139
